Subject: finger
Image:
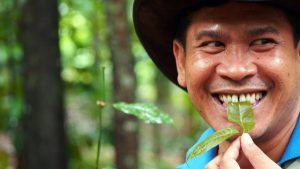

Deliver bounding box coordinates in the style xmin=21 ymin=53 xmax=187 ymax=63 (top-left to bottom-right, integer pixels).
xmin=241 ymin=133 xmax=281 ymax=169
xmin=205 ymin=155 xmax=222 ymax=169
xmin=219 ymin=137 xmax=241 ymax=169
xmin=218 ymin=141 xmax=231 ymax=154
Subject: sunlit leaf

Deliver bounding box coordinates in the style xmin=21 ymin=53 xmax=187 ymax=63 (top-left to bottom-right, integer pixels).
xmin=227 ymin=102 xmax=255 ymax=133
xmin=113 ymin=102 xmax=174 ymax=124
xmin=187 ymin=126 xmax=239 ymax=160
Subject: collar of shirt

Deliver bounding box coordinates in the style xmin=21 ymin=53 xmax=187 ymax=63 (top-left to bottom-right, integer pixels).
xmin=177 ymin=115 xmax=300 ymax=169
xmin=278 ymin=115 xmax=300 ymax=165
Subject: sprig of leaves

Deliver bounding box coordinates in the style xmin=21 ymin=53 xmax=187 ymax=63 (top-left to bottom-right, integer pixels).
xmin=96 ymin=67 xmax=173 ymax=169
xmin=187 ymin=101 xmax=255 ymax=160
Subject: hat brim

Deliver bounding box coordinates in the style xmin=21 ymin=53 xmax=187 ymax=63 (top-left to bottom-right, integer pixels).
xmin=133 ymin=0 xmax=300 ymax=89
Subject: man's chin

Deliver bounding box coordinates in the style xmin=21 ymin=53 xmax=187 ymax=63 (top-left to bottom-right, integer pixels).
xmin=247 ymin=125 xmax=268 ymax=141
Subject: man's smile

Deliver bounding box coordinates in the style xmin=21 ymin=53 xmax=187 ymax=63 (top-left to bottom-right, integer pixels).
xmin=212 ymin=91 xmax=267 ymax=107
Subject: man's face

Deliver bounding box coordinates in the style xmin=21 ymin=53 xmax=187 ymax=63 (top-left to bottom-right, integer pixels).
xmin=173 ymin=2 xmax=300 ymax=141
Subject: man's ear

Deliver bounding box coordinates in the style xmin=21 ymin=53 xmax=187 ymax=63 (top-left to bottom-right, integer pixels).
xmin=298 ymin=41 xmax=300 ymax=57
xmin=296 ymin=41 xmax=300 ymax=62
xmin=173 ymin=40 xmax=187 ymax=87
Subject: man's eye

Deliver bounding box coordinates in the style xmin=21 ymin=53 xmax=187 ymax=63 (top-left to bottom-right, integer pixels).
xmin=200 ymin=41 xmax=224 ymax=47
xmin=198 ymin=41 xmax=225 ymax=53
xmin=251 ymin=38 xmax=276 ymax=45
xmin=250 ymin=38 xmax=277 ymax=52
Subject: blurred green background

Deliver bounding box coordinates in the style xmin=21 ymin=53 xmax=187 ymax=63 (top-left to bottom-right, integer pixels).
xmin=0 ymin=0 xmax=208 ymax=169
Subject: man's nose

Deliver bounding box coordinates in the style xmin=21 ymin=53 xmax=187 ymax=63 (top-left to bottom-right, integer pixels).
xmin=216 ymin=60 xmax=257 ymax=81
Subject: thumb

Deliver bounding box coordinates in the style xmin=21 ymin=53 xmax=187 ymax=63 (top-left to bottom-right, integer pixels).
xmin=241 ymin=133 xmax=281 ymax=169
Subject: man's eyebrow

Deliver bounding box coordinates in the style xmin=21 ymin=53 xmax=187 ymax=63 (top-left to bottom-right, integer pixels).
xmin=195 ymin=30 xmax=225 ymax=40
xmin=247 ymin=26 xmax=279 ymax=37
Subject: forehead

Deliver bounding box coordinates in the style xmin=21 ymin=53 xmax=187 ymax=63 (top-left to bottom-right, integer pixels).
xmin=189 ymin=2 xmax=290 ymax=30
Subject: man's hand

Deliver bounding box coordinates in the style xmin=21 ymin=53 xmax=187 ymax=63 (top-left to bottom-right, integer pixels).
xmin=205 ymin=133 xmax=282 ymax=169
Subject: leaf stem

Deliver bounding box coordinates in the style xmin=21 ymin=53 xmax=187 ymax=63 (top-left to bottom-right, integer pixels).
xmin=96 ymin=67 xmax=106 ymax=169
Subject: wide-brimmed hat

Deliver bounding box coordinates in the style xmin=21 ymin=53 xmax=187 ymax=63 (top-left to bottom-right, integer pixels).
xmin=133 ymin=0 xmax=300 ymax=88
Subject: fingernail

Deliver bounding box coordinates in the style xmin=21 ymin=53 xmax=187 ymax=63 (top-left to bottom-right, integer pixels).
xmin=242 ymin=133 xmax=253 ymax=145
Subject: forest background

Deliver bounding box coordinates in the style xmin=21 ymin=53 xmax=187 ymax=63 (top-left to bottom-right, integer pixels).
xmin=0 ymin=0 xmax=208 ymax=169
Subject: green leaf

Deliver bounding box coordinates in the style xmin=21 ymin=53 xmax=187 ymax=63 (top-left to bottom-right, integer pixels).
xmin=227 ymin=101 xmax=255 ymax=133
xmin=187 ymin=102 xmax=255 ymax=161
xmin=113 ymin=102 xmax=174 ymax=124
xmin=187 ymin=126 xmax=239 ymax=160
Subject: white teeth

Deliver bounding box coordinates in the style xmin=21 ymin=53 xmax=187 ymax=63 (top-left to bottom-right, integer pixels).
xmin=218 ymin=92 xmax=264 ymax=105
xmin=226 ymin=95 xmax=231 ymax=103
xmin=250 ymin=93 xmax=256 ymax=104
xmin=223 ymin=95 xmax=228 ymax=103
xmin=246 ymin=94 xmax=251 ymax=101
xmin=256 ymin=93 xmax=262 ymax=100
xmin=232 ymin=95 xmax=238 ymax=102
xmin=239 ymin=94 xmax=246 ymax=102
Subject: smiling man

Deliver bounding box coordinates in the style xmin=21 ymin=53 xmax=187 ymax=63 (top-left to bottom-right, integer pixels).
xmin=133 ymin=0 xmax=300 ymax=169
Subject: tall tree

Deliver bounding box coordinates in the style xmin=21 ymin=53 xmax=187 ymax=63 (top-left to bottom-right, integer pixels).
xmin=19 ymin=0 xmax=67 ymax=169
xmin=106 ymin=0 xmax=138 ymax=169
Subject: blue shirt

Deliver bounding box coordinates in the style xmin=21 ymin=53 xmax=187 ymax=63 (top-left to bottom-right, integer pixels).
xmin=177 ymin=116 xmax=300 ymax=169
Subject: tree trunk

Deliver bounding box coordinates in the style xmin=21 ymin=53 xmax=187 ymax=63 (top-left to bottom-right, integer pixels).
xmin=106 ymin=0 xmax=138 ymax=169
xmin=19 ymin=0 xmax=67 ymax=169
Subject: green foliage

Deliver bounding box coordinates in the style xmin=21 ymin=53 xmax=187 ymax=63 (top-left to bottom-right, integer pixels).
xmin=187 ymin=102 xmax=255 ymax=160
xmin=227 ymin=102 xmax=255 ymax=133
xmin=0 ymin=151 xmax=9 ymax=169
xmin=0 ymin=0 xmax=213 ymax=168
xmin=0 ymin=0 xmax=23 ymax=132
xmin=113 ymin=102 xmax=174 ymax=124
xmin=187 ymin=126 xmax=239 ymax=160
